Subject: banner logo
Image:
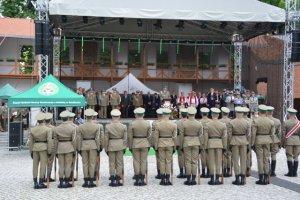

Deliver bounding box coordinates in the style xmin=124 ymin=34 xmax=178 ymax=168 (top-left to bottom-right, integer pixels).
xmin=38 ymin=83 xmax=59 ymax=96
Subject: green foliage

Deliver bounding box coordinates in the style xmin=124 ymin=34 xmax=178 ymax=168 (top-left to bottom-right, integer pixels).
xmin=260 ymin=0 xmax=285 ymax=8
xmin=20 ymin=45 xmax=34 ymax=74
xmin=0 ymin=0 xmax=35 ymax=18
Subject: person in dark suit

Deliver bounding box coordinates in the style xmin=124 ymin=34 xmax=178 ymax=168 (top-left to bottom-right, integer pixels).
xmin=144 ymin=92 xmax=153 ymax=118
xmin=153 ymin=93 xmax=161 ymax=110
xmin=207 ymin=88 xmax=217 ymax=108
xmin=121 ymin=91 xmax=131 ymax=118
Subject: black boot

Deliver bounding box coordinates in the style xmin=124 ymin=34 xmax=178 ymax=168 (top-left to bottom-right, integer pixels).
xmin=285 ymin=161 xmax=293 ymax=177
xmin=177 ymin=168 xmax=185 ymax=178
xmin=190 ymin=175 xmax=197 ymax=185
xmin=70 ymin=171 xmax=77 ymax=181
xmin=159 ymin=174 xmax=165 ymax=185
xmin=232 ymin=175 xmax=240 ymax=185
xmin=270 ymin=160 xmax=276 ymax=177
xmin=184 ymin=175 xmax=191 ymax=185
xmin=132 ymin=174 xmax=137 ymax=180
xmin=215 ymin=175 xmax=222 ymax=185
xmin=155 ymin=170 xmax=162 ymax=179
xmin=227 ymin=168 xmax=232 ymax=177
xmin=223 ymin=168 xmax=228 ymax=177
xmin=116 ymin=175 xmax=123 ymax=186
xmin=208 ymin=175 xmax=215 ymax=185
xmin=140 ymin=174 xmax=146 ymax=186
xmin=133 ymin=174 xmax=139 ymax=186
xmin=200 ymin=168 xmax=206 ymax=178
xmin=38 ymin=178 xmax=47 ymax=189
xmin=264 ymin=174 xmax=269 ymax=185
xmin=93 ymin=172 xmax=97 ymax=181
xmin=89 ymin=177 xmax=96 ymax=188
xmin=246 ymin=167 xmax=251 ymax=177
xmin=165 ymin=174 xmax=172 ymax=185
xmin=205 ymin=169 xmax=210 ymax=178
xmin=109 ymin=175 xmax=117 ymax=187
xmin=33 ymin=178 xmax=39 ymax=189
xmin=58 ymin=178 xmax=64 ymax=188
xmin=293 ymin=161 xmax=298 ymax=177
xmin=82 ymin=178 xmax=89 ymax=188
xmin=64 ymin=178 xmax=73 ymax=188
xmin=255 ymin=174 xmax=264 ymax=185
xmin=240 ymin=174 xmax=246 ymax=185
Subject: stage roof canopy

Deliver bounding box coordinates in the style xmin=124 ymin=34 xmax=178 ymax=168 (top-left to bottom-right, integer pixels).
xmin=49 ymin=0 xmax=285 ymax=42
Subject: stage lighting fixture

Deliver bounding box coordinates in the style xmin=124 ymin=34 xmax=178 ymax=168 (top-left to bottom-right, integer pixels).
xmin=83 ymin=16 xmax=88 ymax=24
xmin=220 ymin=22 xmax=227 ymax=29
xmin=61 ymin=15 xmax=67 ymax=23
xmin=153 ymin=20 xmax=162 ymax=30
xmin=137 ymin=19 xmax=143 ymax=27
xmin=200 ymin=22 xmax=207 ymax=29
xmin=175 ymin=20 xmax=185 ymax=31
xmin=119 ymin=18 xmax=125 ymax=25
xmin=237 ymin=23 xmax=244 ymax=30
xmin=99 ymin=17 xmax=105 ymax=25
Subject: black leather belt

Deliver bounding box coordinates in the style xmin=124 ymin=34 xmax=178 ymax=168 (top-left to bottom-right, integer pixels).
xmin=109 ymin=138 xmax=122 ymax=140
xmin=83 ymin=138 xmax=95 ymax=140
xmin=59 ymin=140 xmax=72 ymax=142
xmin=184 ymin=135 xmax=198 ymax=137
xmin=209 ymin=136 xmax=221 ymax=139
xmin=133 ymin=136 xmax=147 ymax=138
xmin=35 ymin=141 xmax=47 ymax=143
xmin=159 ymin=136 xmax=172 ymax=138
xmin=257 ymin=133 xmax=270 ymax=136
xmin=232 ymin=134 xmax=246 ymax=136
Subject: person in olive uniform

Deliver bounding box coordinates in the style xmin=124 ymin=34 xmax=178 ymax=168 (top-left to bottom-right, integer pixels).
xmin=77 ymin=109 xmax=102 ymax=187
xmin=86 ymin=90 xmax=97 ymax=109
xmin=28 ymin=112 xmax=52 ymax=189
xmin=175 ymin=108 xmax=188 ymax=179
xmin=251 ymin=105 xmax=275 ymax=185
xmin=266 ymin=106 xmax=282 ymax=177
xmin=179 ymin=107 xmax=203 ymax=185
xmin=219 ymin=107 xmax=232 ymax=177
xmin=282 ymin=108 xmax=300 ymax=177
xmin=204 ymin=107 xmax=227 ymax=185
xmin=227 ymin=107 xmax=251 ymax=185
xmin=45 ymin=112 xmax=56 ymax=182
xmin=199 ymin=107 xmax=212 ymax=178
xmin=53 ymin=111 xmax=77 ymax=188
xmin=105 ymin=109 xmax=127 ymax=187
xmin=152 ymin=108 xmax=164 ymax=179
xmin=128 ymin=107 xmax=151 ymax=186
xmin=110 ymin=90 xmax=121 ymax=109
xmin=243 ymin=107 xmax=253 ymax=177
xmin=67 ymin=111 xmax=78 ymax=182
xmin=154 ymin=108 xmax=177 ymax=185
xmin=98 ymin=91 xmax=109 ymax=119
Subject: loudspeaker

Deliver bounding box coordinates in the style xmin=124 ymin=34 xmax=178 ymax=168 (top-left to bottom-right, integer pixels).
xmin=9 ymin=122 xmax=23 ymax=148
xmin=291 ymin=31 xmax=300 ymax=62
xmin=35 ymin=20 xmax=51 ymax=55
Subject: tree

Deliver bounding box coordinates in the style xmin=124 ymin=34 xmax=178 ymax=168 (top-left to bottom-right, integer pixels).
xmin=260 ymin=0 xmax=285 ymax=8
xmin=0 ymin=0 xmax=35 ymax=18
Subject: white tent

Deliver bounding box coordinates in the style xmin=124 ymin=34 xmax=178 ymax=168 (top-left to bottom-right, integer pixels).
xmin=49 ymin=0 xmax=284 ymax=22
xmin=106 ymin=73 xmax=157 ymax=94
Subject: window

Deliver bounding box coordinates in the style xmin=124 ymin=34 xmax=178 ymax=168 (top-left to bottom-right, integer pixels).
xmin=199 ymin=52 xmax=210 ymax=69
xmin=128 ymin=50 xmax=141 ymax=67
xmin=61 ymin=46 xmax=70 ymax=63
xmin=157 ymin=51 xmax=168 ymax=68
xmin=97 ymin=41 xmax=111 ymax=67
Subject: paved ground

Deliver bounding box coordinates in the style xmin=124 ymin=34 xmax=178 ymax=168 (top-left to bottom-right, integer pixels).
xmin=0 ymin=147 xmax=299 ymax=200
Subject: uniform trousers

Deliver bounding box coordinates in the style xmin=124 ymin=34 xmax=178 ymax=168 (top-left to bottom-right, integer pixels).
xmin=33 ymin=150 xmax=47 ymax=179
xmin=108 ymin=150 xmax=124 ymax=176
xmin=286 ymin=145 xmax=300 ymax=161
xmin=132 ymin=148 xmax=148 ymax=175
xmin=231 ymin=145 xmax=247 ymax=175
xmin=255 ymin=144 xmax=270 ymax=174
xmin=208 ymin=148 xmax=222 ymax=175
xmin=158 ymin=147 xmax=173 ymax=174
xmin=200 ymin=150 xmax=207 ymax=169
xmin=177 ymin=148 xmax=184 ymax=169
xmin=270 ymin=143 xmax=280 ymax=161
xmin=183 ymin=146 xmax=199 ymax=175
xmin=58 ymin=153 xmax=74 ymax=178
xmin=82 ymin=149 xmax=97 ymax=178
xmin=47 ymin=153 xmax=55 ymax=177
xmin=99 ymin=106 xmax=107 ymax=118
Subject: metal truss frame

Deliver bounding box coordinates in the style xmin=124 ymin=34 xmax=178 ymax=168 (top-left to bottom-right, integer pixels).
xmin=283 ymin=0 xmax=298 ymax=119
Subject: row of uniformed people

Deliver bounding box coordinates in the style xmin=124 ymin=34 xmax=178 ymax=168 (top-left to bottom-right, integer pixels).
xmin=27 ymin=105 xmax=299 ymax=189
